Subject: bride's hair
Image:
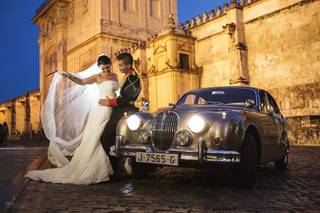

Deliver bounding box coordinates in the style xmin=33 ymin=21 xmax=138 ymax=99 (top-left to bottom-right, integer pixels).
xmin=97 ymin=55 xmax=111 ymax=66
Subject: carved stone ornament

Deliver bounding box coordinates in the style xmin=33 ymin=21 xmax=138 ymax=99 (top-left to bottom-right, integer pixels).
xmin=46 ymin=15 xmax=55 ymax=34
xmin=167 ymin=14 xmax=176 ymax=31
xmin=190 ymin=18 xmax=196 ymax=28
xmin=136 ymin=39 xmax=147 ymax=49
xmin=230 ymin=0 xmax=237 ymax=8
xmin=216 ymin=6 xmax=222 ymax=16
xmin=223 ymin=3 xmax=229 ymax=13
xmin=223 ymin=23 xmax=236 ymax=36
xmin=209 ymin=9 xmax=215 ymax=19
xmin=196 ymin=15 xmax=202 ymax=26
xmin=185 ymin=20 xmax=190 ymax=30
xmin=165 ymin=59 xmax=179 ymax=69
xmin=147 ymin=64 xmax=156 ymax=75
xmin=203 ymin=12 xmax=209 ymax=23
xmin=178 ymin=23 xmax=184 ymax=32
xmin=229 ymin=76 xmax=250 ymax=85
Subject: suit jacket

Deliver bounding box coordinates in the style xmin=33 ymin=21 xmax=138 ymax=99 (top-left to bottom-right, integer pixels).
xmin=109 ymin=68 xmax=141 ymax=107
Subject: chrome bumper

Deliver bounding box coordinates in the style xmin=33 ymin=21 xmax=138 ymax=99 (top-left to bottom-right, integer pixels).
xmin=110 ymin=136 xmax=241 ymax=163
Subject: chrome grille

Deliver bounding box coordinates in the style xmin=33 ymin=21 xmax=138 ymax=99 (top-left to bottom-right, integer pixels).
xmin=151 ymin=111 xmax=178 ymax=151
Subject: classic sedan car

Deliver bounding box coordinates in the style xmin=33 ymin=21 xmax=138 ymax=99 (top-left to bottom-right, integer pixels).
xmin=111 ymin=86 xmax=289 ymax=187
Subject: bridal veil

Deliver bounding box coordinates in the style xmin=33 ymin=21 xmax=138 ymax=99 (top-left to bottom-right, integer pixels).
xmin=42 ymin=63 xmax=101 ymax=167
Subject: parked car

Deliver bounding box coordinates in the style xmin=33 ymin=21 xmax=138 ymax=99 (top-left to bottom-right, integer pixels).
xmin=111 ymin=86 xmax=289 ymax=187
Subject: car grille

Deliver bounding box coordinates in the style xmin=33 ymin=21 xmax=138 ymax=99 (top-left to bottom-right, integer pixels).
xmin=151 ymin=111 xmax=178 ymax=151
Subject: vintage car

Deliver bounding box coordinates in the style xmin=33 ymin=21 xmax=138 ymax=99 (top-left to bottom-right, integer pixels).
xmin=111 ymin=86 xmax=289 ymax=187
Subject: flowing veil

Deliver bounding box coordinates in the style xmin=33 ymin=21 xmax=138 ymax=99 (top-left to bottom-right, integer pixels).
xmin=43 ymin=63 xmax=101 ymax=167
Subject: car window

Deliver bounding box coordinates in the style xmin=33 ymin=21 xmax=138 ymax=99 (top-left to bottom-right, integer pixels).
xmin=259 ymin=91 xmax=268 ymax=113
xmin=198 ymin=97 xmax=207 ymax=105
xmin=196 ymin=88 xmax=256 ymax=106
xmin=266 ymin=93 xmax=280 ymax=113
xmin=182 ymin=94 xmax=196 ymax=105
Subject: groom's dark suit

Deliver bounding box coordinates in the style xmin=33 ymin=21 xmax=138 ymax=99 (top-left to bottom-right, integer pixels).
xmin=100 ymin=68 xmax=141 ymax=155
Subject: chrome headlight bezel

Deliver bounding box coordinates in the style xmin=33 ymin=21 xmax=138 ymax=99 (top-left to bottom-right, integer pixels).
xmin=175 ymin=130 xmax=192 ymax=146
xmin=127 ymin=114 xmax=142 ymax=131
xmin=187 ymin=115 xmax=206 ymax=133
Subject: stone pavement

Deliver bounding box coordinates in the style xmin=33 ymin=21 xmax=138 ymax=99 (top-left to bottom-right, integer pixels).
xmin=4 ymin=146 xmax=320 ymax=212
xmin=0 ymin=141 xmax=48 ymax=211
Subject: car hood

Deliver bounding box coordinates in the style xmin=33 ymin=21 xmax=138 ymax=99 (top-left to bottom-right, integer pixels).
xmin=163 ymin=104 xmax=254 ymax=114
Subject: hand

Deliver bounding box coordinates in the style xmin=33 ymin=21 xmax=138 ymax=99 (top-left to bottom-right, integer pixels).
xmin=99 ymin=98 xmax=110 ymax=106
xmin=60 ymin=72 xmax=69 ymax=78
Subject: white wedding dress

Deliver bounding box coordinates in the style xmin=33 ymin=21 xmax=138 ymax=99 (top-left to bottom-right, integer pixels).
xmin=25 ymin=80 xmax=119 ymax=185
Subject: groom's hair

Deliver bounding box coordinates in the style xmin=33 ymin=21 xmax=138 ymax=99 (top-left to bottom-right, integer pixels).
xmin=97 ymin=55 xmax=111 ymax=66
xmin=116 ymin=53 xmax=133 ymax=67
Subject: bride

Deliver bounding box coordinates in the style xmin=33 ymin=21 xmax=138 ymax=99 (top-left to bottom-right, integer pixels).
xmin=25 ymin=55 xmax=119 ymax=185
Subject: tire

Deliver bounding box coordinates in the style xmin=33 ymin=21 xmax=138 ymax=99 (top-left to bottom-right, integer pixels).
xmin=274 ymin=141 xmax=289 ymax=171
xmin=240 ymin=134 xmax=257 ymax=189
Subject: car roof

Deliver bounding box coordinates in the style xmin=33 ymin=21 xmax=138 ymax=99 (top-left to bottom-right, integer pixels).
xmin=188 ymin=86 xmax=261 ymax=93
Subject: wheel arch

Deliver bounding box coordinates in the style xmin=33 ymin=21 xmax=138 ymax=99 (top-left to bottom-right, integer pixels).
xmin=242 ymin=124 xmax=262 ymax=164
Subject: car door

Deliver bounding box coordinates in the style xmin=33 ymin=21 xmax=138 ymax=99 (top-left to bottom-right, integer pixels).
xmin=258 ymin=90 xmax=276 ymax=162
xmin=266 ymin=92 xmax=286 ymax=159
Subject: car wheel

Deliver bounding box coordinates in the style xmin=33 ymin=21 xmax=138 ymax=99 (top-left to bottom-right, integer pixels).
xmin=274 ymin=141 xmax=289 ymax=171
xmin=240 ymin=134 xmax=257 ymax=189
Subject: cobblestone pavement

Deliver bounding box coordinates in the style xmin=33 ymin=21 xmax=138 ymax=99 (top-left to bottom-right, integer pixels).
xmin=0 ymin=142 xmax=47 ymax=210
xmin=0 ymin=147 xmax=45 ymax=190
xmin=7 ymin=146 xmax=320 ymax=212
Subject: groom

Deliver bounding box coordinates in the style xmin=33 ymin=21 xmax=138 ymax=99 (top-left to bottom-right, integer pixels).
xmin=99 ymin=52 xmax=141 ymax=159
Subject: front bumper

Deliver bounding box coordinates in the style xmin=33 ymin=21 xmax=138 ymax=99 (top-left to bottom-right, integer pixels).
xmin=110 ymin=136 xmax=241 ymax=163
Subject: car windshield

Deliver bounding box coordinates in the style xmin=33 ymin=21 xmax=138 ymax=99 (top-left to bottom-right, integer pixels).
xmin=177 ymin=88 xmax=257 ymax=107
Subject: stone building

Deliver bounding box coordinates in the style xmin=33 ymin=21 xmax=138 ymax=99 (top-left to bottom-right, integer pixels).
xmin=33 ymin=0 xmax=177 ymax=105
xmin=0 ymin=0 xmax=319 ymax=145
xmin=0 ymin=90 xmax=41 ymax=137
xmin=132 ymin=0 xmax=320 ymax=145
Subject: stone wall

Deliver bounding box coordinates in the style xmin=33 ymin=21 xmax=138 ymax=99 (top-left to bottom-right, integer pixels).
xmin=245 ymin=0 xmax=320 ymax=117
xmin=287 ymin=116 xmax=320 ymax=145
xmin=244 ymin=0 xmax=320 ymax=144
xmin=191 ymin=15 xmax=231 ymax=87
xmin=177 ymin=0 xmax=319 ymax=145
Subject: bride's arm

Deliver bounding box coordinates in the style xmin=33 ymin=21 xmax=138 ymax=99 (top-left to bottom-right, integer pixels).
xmin=62 ymin=72 xmax=98 ymax=85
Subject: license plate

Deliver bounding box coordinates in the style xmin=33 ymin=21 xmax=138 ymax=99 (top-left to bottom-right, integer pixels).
xmin=135 ymin=152 xmax=179 ymax=166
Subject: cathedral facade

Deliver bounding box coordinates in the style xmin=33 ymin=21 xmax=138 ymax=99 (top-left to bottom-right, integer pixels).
xmin=0 ymin=0 xmax=319 ymax=145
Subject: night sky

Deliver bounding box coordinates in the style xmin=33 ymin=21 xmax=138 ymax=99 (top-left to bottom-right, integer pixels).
xmin=0 ymin=0 xmax=225 ymax=103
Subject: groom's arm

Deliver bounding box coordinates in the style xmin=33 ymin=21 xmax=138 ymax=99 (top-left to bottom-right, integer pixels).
xmin=110 ymin=74 xmax=141 ymax=107
xmin=99 ymin=74 xmax=141 ymax=107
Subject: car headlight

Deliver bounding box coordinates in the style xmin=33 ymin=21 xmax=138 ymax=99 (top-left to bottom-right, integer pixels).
xmin=188 ymin=115 xmax=205 ymax=133
xmin=175 ymin=130 xmax=192 ymax=146
xmin=127 ymin=114 xmax=142 ymax=131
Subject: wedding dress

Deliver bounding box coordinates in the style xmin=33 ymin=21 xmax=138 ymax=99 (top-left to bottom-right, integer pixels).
xmin=25 ymin=79 xmax=119 ymax=185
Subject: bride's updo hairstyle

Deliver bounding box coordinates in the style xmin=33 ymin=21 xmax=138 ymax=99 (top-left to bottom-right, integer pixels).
xmin=97 ymin=55 xmax=111 ymax=66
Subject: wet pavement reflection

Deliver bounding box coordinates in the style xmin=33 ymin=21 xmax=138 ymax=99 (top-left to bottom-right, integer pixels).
xmin=4 ymin=146 xmax=320 ymax=212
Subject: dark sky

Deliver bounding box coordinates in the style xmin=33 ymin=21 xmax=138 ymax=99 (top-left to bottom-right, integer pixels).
xmin=0 ymin=0 xmax=224 ymax=103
